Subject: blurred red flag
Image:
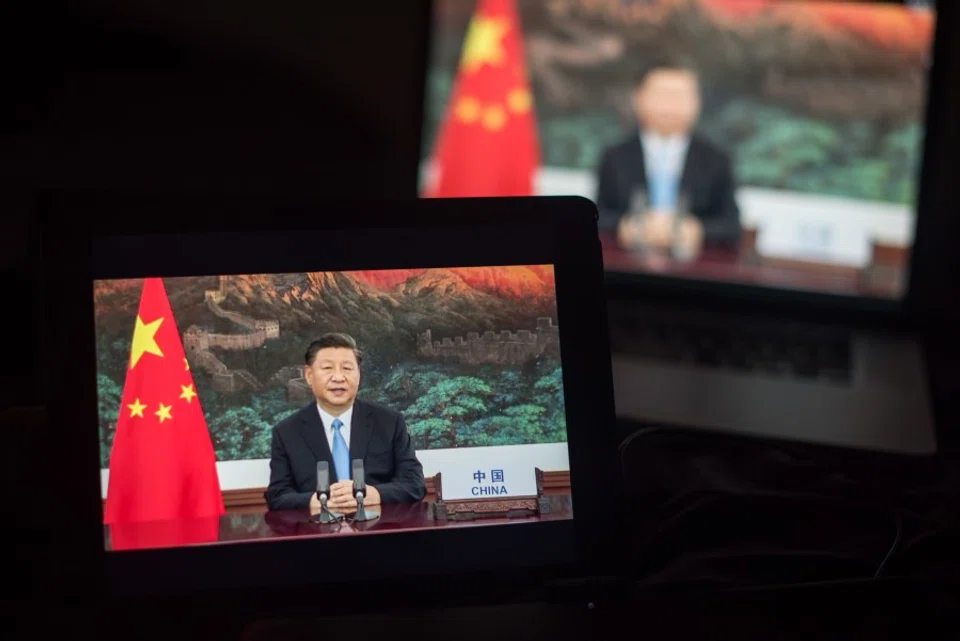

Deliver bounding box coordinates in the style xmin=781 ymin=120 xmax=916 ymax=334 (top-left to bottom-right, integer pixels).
xmin=424 ymin=0 xmax=540 ymax=197
xmin=104 ymin=278 xmax=224 ymax=549
xmin=107 ymin=517 xmax=222 ymax=552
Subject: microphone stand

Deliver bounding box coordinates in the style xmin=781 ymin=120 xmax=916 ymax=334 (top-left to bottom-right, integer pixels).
xmin=315 ymin=492 xmax=340 ymax=524
xmin=354 ymin=490 xmax=368 ymax=521
xmin=351 ymin=490 xmax=379 ymax=522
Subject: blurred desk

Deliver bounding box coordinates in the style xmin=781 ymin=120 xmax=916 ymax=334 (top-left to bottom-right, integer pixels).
xmin=600 ymin=232 xmax=903 ymax=297
xmin=104 ymin=495 xmax=573 ymax=550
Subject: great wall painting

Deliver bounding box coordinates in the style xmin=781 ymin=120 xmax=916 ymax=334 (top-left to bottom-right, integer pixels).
xmin=93 ymin=267 xmax=567 ymax=464
xmin=182 ymin=276 xmax=280 ymax=394
xmin=418 ymin=317 xmax=560 ymax=365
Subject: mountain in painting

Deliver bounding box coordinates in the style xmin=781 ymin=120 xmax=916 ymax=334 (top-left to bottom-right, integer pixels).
xmin=93 ymin=267 xmax=558 ymax=349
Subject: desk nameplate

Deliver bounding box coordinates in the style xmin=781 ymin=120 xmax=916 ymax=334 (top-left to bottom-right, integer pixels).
xmin=432 ymin=468 xmax=551 ymax=522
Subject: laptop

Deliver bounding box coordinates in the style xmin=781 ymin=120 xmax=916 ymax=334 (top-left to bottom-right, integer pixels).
xmin=38 ymin=192 xmax=621 ymax=610
xmin=418 ymin=0 xmax=939 ymax=455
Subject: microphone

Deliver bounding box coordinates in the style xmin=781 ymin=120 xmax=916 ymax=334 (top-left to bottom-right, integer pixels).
xmin=350 ymin=459 xmax=379 ymax=522
xmin=352 ymin=459 xmax=365 ymax=498
xmin=314 ymin=461 xmax=338 ymax=523
xmin=317 ymin=461 xmax=330 ymax=499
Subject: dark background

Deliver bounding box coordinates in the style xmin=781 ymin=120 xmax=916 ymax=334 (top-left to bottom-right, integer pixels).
xmin=2 ymin=0 xmax=430 ymax=410
xmin=4 ymin=0 xmax=959 ymax=419
xmin=5 ymin=0 xmax=960 ymax=637
xmin=3 ymin=0 xmax=959 ymax=415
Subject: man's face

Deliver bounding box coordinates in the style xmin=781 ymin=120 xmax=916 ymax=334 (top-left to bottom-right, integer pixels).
xmin=633 ymin=69 xmax=701 ymax=136
xmin=305 ymin=347 xmax=360 ymax=413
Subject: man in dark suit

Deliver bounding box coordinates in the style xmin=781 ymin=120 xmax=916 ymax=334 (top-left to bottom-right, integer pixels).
xmin=265 ymin=333 xmax=426 ymax=511
xmin=595 ymin=56 xmax=741 ymax=256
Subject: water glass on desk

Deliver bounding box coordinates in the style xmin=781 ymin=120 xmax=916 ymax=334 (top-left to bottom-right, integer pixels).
xmin=622 ymin=189 xmax=668 ymax=257
xmin=625 ymin=191 xmax=694 ymax=262
xmin=620 ymin=216 xmax=643 ymax=255
xmin=671 ymin=217 xmax=697 ymax=263
xmin=670 ymin=197 xmax=698 ymax=264
xmin=629 ymin=188 xmax=649 ymax=220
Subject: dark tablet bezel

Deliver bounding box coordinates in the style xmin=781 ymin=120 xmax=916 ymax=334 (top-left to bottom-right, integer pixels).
xmin=38 ymin=192 xmax=622 ymax=615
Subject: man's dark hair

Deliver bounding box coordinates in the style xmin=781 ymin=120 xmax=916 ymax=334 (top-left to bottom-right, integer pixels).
xmin=305 ymin=333 xmax=363 ymax=366
xmin=634 ymin=54 xmax=700 ymax=88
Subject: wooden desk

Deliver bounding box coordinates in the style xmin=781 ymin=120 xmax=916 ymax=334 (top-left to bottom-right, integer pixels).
xmin=103 ymin=470 xmax=573 ymax=515
xmin=600 ymin=232 xmax=904 ymax=298
xmin=104 ymin=495 xmax=573 ymax=550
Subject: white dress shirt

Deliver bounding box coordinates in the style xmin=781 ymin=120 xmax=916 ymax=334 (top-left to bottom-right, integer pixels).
xmin=640 ymin=131 xmax=690 ymax=180
xmin=317 ymin=403 xmax=354 ymax=454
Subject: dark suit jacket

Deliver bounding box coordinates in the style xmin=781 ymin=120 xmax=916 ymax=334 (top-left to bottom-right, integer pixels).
xmin=595 ymin=132 xmax=742 ymax=247
xmin=264 ymin=399 xmax=426 ymax=510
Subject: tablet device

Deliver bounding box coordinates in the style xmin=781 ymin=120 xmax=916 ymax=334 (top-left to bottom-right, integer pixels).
xmin=39 ymin=192 xmax=620 ymax=612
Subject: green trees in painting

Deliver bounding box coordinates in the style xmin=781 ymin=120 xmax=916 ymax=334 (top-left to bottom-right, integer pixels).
xmin=701 ymin=101 xmax=922 ymax=205
xmin=373 ymin=364 xmax=566 ymax=452
xmin=404 ymin=376 xmax=493 ymax=449
xmin=97 ymin=374 xmax=122 ymax=465
xmin=97 ymin=359 xmax=568 ymax=467
xmin=529 ymin=100 xmax=923 ymax=205
xmin=532 ymin=366 xmax=566 ymax=439
xmin=206 ymin=389 xmax=298 ymax=461
xmin=425 ymin=63 xmax=922 ymax=205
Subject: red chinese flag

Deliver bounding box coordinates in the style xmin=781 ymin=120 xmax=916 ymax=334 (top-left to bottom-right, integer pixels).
xmin=105 ymin=278 xmax=224 ymax=548
xmin=424 ymin=0 xmax=540 ymax=197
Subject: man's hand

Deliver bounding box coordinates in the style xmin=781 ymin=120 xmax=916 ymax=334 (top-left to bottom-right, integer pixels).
xmin=328 ymin=480 xmax=358 ymax=512
xmin=639 ymin=211 xmax=675 ymax=249
xmin=364 ymin=485 xmax=382 ymax=506
xmin=617 ymin=215 xmax=643 ymax=249
xmin=309 ymin=492 xmax=323 ymax=513
xmin=674 ymin=216 xmax=704 ymax=260
xmin=327 ymin=480 xmax=382 ymax=512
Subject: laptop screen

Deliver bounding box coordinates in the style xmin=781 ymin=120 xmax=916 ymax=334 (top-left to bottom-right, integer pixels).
xmin=420 ymin=0 xmax=936 ymax=300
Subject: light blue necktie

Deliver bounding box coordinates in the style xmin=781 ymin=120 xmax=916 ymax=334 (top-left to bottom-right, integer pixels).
xmin=648 ymin=145 xmax=680 ymax=211
xmin=331 ymin=418 xmax=351 ymax=482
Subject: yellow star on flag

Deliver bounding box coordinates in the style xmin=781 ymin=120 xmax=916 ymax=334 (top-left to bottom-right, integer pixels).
xmin=482 ymin=104 xmax=507 ymax=131
xmin=455 ymin=96 xmax=482 ymax=123
xmin=507 ymin=88 xmax=532 ymax=114
xmin=155 ymin=402 xmax=173 ymax=424
xmin=127 ymin=398 xmax=147 ymax=418
xmin=180 ymin=384 xmax=197 ymax=404
xmin=184 ymin=357 xmax=190 ymax=371
xmin=129 ymin=315 xmax=164 ymax=369
xmin=461 ymin=16 xmax=510 ymax=73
